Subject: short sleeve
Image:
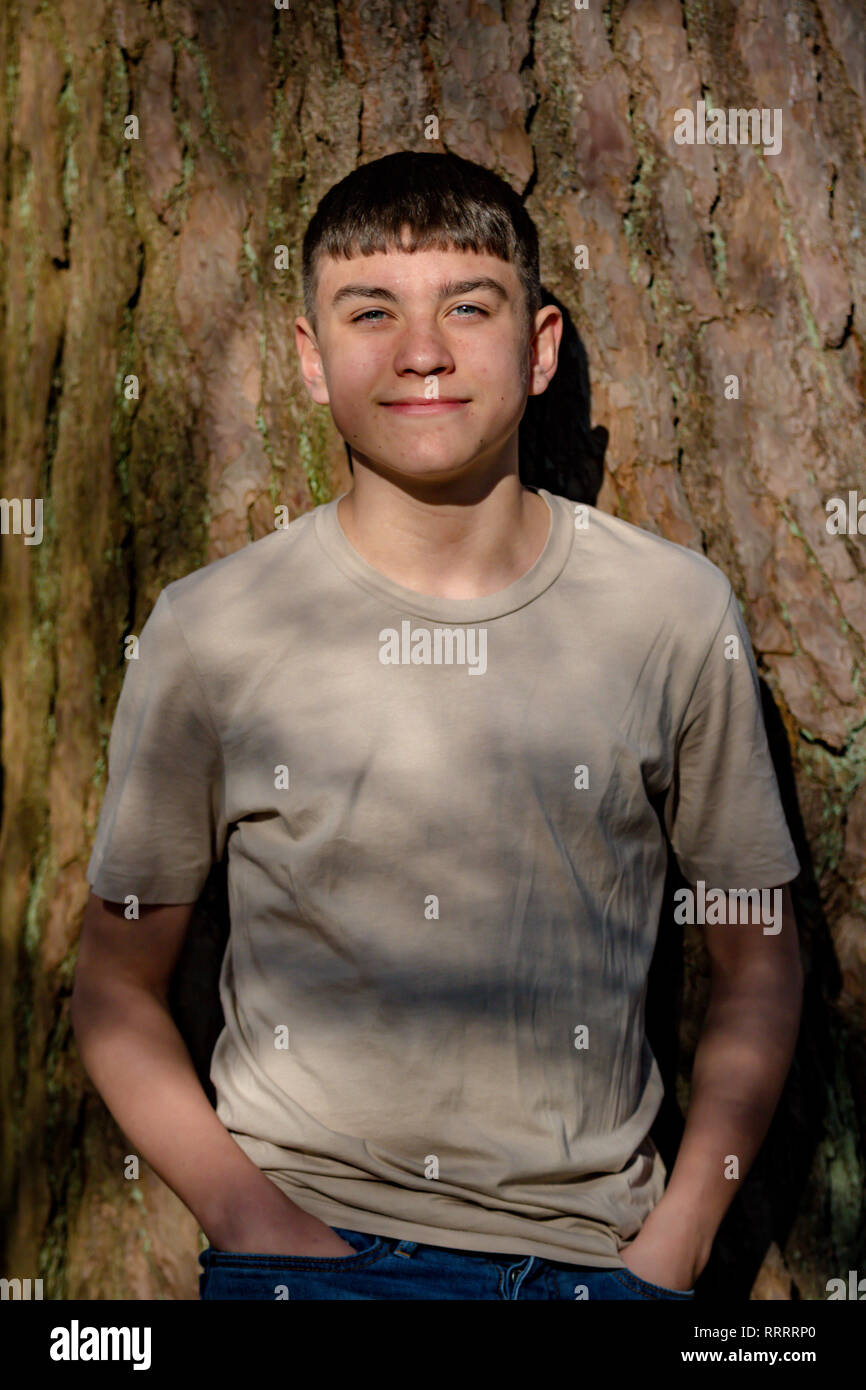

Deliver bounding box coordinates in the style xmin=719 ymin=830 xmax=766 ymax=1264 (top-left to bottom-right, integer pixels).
xmin=664 ymin=586 xmax=801 ymax=890
xmin=86 ymin=589 xmax=226 ymax=904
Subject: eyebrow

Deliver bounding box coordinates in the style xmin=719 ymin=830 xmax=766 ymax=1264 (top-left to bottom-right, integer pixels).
xmin=330 ymin=276 xmax=511 ymax=309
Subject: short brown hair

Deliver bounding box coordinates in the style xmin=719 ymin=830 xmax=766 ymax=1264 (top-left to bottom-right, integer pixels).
xmin=302 ymin=151 xmax=542 ymax=340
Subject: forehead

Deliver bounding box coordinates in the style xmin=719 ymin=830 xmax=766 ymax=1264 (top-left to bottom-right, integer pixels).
xmin=315 ymin=244 xmax=521 ymax=304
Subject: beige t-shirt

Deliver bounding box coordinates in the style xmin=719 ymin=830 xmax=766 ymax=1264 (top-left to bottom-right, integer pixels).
xmin=87 ymin=488 xmax=800 ymax=1267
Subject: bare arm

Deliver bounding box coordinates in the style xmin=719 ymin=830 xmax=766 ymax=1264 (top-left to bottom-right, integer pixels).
xmin=621 ymin=881 xmax=803 ymax=1289
xmin=70 ymin=891 xmax=353 ymax=1256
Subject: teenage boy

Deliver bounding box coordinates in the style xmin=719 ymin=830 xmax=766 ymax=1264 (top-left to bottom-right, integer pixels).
xmin=73 ymin=151 xmax=803 ymax=1302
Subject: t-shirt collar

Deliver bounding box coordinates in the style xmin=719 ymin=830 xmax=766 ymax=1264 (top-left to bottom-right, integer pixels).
xmin=313 ymin=486 xmax=574 ymax=622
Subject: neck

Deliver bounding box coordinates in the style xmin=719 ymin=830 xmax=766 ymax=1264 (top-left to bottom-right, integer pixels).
xmin=336 ymin=464 xmax=550 ymax=600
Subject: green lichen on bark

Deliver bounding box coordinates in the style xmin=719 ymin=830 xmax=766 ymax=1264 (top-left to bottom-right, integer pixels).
xmin=297 ymin=412 xmax=335 ymax=506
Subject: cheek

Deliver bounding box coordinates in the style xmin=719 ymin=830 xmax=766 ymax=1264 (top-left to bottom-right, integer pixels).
xmin=481 ymin=354 xmax=529 ymax=405
xmin=328 ymin=349 xmax=379 ymax=393
xmin=480 ymin=334 xmax=528 ymax=386
xmin=325 ymin=356 xmax=381 ymax=428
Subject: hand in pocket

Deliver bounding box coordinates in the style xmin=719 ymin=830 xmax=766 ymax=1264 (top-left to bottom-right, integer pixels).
xmin=209 ymin=1191 xmax=356 ymax=1258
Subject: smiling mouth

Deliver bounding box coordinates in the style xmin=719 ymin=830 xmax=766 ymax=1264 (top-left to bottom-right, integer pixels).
xmin=380 ymin=399 xmax=470 ymax=413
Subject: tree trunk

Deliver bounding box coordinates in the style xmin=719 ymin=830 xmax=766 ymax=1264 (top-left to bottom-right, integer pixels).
xmin=1 ymin=0 xmax=863 ymax=1299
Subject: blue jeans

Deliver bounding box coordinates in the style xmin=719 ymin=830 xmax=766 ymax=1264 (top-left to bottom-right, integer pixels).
xmin=198 ymin=1226 xmax=696 ymax=1300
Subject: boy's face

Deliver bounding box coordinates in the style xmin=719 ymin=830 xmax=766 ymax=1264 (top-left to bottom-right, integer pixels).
xmin=295 ymin=242 xmax=560 ymax=486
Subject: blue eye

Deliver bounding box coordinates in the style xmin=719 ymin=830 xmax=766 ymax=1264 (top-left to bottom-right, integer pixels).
xmin=351 ymin=304 xmax=488 ymax=323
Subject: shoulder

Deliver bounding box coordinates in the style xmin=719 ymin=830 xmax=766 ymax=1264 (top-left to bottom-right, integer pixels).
xmin=548 ymin=491 xmax=734 ymax=627
xmin=157 ymin=506 xmax=318 ymax=630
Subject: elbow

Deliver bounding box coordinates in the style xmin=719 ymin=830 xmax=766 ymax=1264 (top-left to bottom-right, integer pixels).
xmin=69 ymin=969 xmax=113 ymax=1041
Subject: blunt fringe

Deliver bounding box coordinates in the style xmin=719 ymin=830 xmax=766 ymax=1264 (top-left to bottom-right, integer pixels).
xmin=302 ymin=151 xmax=542 ymax=337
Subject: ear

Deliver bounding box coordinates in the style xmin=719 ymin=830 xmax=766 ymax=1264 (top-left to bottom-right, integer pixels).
xmin=527 ymin=303 xmax=563 ymax=397
xmin=295 ymin=316 xmax=330 ymax=405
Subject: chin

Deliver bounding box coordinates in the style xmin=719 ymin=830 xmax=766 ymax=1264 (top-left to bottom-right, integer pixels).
xmin=371 ymin=455 xmax=477 ymax=480
xmin=396 ymin=463 xmax=478 ymax=483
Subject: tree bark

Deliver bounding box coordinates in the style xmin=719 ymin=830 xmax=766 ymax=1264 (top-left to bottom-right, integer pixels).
xmin=1 ymin=0 xmax=863 ymax=1299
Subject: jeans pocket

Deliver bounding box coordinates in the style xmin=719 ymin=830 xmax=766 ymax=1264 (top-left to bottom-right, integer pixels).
xmin=610 ymin=1267 xmax=695 ymax=1300
xmin=202 ymin=1226 xmax=384 ymax=1271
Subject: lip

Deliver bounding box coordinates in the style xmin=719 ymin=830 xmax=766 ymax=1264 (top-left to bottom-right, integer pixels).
xmin=380 ymin=399 xmax=469 ymax=414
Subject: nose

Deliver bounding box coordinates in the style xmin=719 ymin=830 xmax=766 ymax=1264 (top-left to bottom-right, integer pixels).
xmin=391 ymin=316 xmax=457 ymax=378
